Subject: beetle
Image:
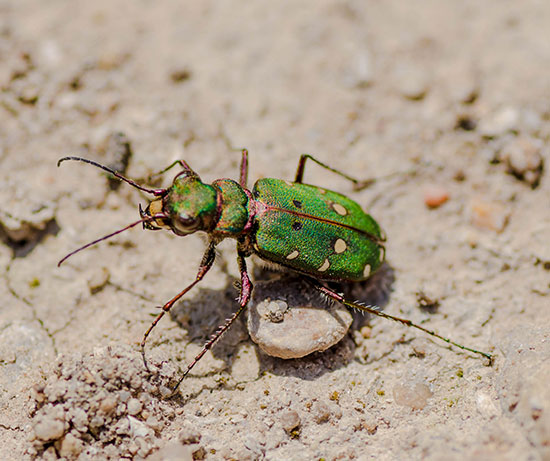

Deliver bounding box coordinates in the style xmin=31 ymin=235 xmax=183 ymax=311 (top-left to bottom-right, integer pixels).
xmin=58 ymin=150 xmax=492 ymax=391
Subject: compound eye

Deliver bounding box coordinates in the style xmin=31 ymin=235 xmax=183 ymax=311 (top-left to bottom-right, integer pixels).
xmin=173 ymin=214 xmax=199 ymax=234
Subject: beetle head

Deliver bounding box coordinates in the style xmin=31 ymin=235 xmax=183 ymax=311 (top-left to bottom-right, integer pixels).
xmin=57 ymin=156 xmax=218 ymax=266
xmin=140 ymin=171 xmax=219 ymax=236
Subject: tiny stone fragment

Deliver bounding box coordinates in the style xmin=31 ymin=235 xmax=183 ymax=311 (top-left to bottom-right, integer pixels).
xmin=59 ymin=432 xmax=83 ymax=458
xmin=312 ymin=401 xmax=340 ymax=424
xmin=478 ymin=107 xmax=519 ymax=138
xmin=29 ymin=345 xmax=176 ymax=459
xmin=178 ymin=426 xmax=201 ymax=445
xmin=502 ymin=136 xmax=544 ymax=188
xmin=280 ymin=410 xmax=301 ymax=434
xmin=264 ymin=300 xmax=288 ymax=323
xmin=470 ymin=199 xmax=509 ymax=233
xmin=393 ymin=382 xmax=433 ymax=410
xmin=33 ymin=409 xmax=66 ymax=441
xmin=88 ymin=266 xmax=110 ymax=294
xmin=127 ymin=398 xmax=142 ymax=416
xmin=423 ymin=185 xmax=450 ymax=209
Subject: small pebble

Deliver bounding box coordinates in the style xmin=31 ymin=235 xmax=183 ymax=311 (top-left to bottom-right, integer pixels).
xmin=470 ymin=199 xmax=509 ymax=233
xmin=393 ymin=382 xmax=433 ymax=410
xmin=127 ymin=398 xmax=142 ymax=416
xmin=128 ymin=416 xmax=152 ymax=438
xmin=33 ymin=414 xmax=66 ymax=441
xmin=17 ymin=84 xmax=39 ymax=104
xmin=264 ymin=300 xmax=287 ymax=323
xmin=345 ymin=52 xmax=374 ymax=89
xmin=59 ymin=433 xmax=83 ymax=458
xmin=280 ymin=410 xmax=301 ymax=434
xmin=360 ymin=326 xmax=372 ymax=339
xmin=178 ymin=426 xmax=201 ymax=445
xmin=312 ymin=401 xmax=342 ymax=424
xmin=99 ymin=395 xmax=118 ymax=415
xmin=423 ymin=185 xmax=450 ymax=208
xmin=88 ymin=267 xmax=110 ymax=294
xmin=479 ymin=107 xmax=519 ymax=138
xmin=502 ymin=136 xmax=544 ymax=188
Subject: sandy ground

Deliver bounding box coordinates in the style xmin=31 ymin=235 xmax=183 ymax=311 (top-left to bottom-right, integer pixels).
xmin=1 ymin=1 xmax=549 ymax=459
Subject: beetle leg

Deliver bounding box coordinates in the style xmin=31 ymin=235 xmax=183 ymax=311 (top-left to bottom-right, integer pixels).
xmin=172 ymin=302 xmax=248 ymax=393
xmin=173 ymin=251 xmax=252 ymax=392
xmin=146 ymin=159 xmax=193 ymax=182
xmin=236 ymin=249 xmax=253 ymax=306
xmin=141 ymin=240 xmax=217 ymax=370
xmin=294 ymin=154 xmax=368 ymax=187
xmin=239 ymin=148 xmax=249 ymax=188
xmin=170 ymin=251 xmax=252 ymax=393
xmin=305 ymin=277 xmax=493 ymax=362
xmin=294 ymin=154 xmax=410 ymax=191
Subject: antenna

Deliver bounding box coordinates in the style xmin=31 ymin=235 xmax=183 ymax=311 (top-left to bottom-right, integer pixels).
xmin=58 ymin=215 xmax=162 ymax=266
xmin=57 ymin=156 xmax=166 ymax=196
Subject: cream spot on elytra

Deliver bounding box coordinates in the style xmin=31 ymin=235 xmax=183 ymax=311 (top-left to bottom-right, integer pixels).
xmin=363 ymin=264 xmax=371 ymax=278
xmin=332 ymin=203 xmax=347 ymax=216
xmin=334 ymin=239 xmax=347 ymax=254
xmin=286 ymin=250 xmax=300 ymax=260
xmin=318 ymin=258 xmax=330 ymax=272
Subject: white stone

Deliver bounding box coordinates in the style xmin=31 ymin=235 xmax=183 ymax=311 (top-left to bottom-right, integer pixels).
xmin=247 ymin=277 xmax=352 ymax=359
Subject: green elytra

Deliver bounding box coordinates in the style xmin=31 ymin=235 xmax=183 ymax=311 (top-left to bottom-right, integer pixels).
xmin=58 ymin=151 xmax=492 ymax=393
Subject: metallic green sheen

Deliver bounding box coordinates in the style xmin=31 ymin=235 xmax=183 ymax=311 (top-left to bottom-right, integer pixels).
xmin=252 ymin=178 xmax=384 ymax=281
xmin=212 ymin=179 xmax=249 ymax=236
xmin=168 ymin=177 xmax=218 ymax=229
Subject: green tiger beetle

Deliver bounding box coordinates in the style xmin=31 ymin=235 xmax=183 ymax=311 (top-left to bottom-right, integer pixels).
xmin=58 ymin=150 xmax=492 ymax=391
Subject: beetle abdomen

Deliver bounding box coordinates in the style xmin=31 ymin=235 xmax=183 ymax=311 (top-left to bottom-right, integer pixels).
xmin=252 ymin=178 xmax=385 ymax=281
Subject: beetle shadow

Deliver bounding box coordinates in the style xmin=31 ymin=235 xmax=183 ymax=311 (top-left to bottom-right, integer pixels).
xmin=166 ymin=262 xmax=394 ymax=383
xmin=250 ymin=262 xmax=395 ymax=381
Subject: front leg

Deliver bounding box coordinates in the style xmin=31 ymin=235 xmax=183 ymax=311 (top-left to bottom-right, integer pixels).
xmin=141 ymin=240 xmax=217 ymax=369
xmin=171 ymin=246 xmax=253 ymax=392
xmin=236 ymin=247 xmax=253 ymax=306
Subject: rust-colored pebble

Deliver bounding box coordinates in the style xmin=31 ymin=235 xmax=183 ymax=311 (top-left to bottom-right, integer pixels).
xmin=424 ymin=185 xmax=450 ymax=208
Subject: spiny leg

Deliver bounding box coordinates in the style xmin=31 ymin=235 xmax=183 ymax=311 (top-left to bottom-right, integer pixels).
xmin=171 ymin=251 xmax=253 ymax=392
xmin=294 ymin=154 xmax=412 ymax=191
xmin=141 ymin=241 xmax=217 ymax=370
xmin=146 ymin=160 xmax=193 ymax=182
xmin=239 ymin=149 xmax=249 ymax=188
xmin=306 ymin=278 xmax=493 ymax=362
